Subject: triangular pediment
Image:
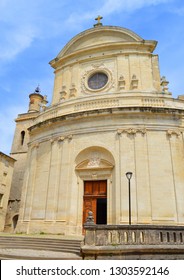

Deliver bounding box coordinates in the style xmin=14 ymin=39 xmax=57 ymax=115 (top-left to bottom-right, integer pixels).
xmin=76 ymin=158 xmax=114 ymax=170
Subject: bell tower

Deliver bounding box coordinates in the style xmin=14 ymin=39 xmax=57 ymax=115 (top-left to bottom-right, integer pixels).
xmin=5 ymin=86 xmax=48 ymax=232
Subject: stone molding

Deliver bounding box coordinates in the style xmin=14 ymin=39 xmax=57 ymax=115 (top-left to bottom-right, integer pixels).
xmin=29 ymin=135 xmax=73 ymax=148
xmin=166 ymin=129 xmax=182 ymax=137
xmin=31 ymin=142 xmax=40 ymax=149
xmin=117 ymin=128 xmax=147 ymax=135
xmin=30 ymin=93 xmax=184 ymax=129
xmin=74 ymin=98 xmax=119 ymax=111
xmin=48 ymin=135 xmax=73 ymax=144
xmin=55 ymin=134 xmax=73 ymax=143
xmin=142 ymin=98 xmax=165 ymax=107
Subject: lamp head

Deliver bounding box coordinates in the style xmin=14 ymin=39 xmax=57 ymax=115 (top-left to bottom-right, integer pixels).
xmin=126 ymin=172 xmax=133 ymax=180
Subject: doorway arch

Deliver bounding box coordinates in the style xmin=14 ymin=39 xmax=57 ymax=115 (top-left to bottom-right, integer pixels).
xmin=75 ymin=146 xmax=115 ymax=229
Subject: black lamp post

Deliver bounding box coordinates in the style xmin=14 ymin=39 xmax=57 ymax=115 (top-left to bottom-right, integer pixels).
xmin=126 ymin=172 xmax=133 ymax=225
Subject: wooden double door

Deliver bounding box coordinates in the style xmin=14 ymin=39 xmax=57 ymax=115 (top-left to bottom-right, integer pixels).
xmin=83 ymin=180 xmax=107 ymax=225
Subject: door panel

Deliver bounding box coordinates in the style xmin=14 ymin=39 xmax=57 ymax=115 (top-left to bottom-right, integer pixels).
xmin=83 ymin=180 xmax=107 ymax=228
xmin=83 ymin=197 xmax=96 ymax=224
xmin=84 ymin=180 xmax=107 ymax=196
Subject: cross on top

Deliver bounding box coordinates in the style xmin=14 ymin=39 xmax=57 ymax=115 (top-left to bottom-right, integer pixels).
xmin=94 ymin=15 xmax=103 ymax=27
xmin=95 ymin=15 xmax=103 ymax=23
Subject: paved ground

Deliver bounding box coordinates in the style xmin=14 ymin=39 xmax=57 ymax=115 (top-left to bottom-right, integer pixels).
xmin=0 ymin=248 xmax=82 ymax=259
xmin=0 ymin=233 xmax=83 ymax=260
xmin=0 ymin=232 xmax=84 ymax=240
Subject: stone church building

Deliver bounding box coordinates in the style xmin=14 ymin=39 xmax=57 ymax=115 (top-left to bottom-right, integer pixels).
xmin=5 ymin=19 xmax=184 ymax=237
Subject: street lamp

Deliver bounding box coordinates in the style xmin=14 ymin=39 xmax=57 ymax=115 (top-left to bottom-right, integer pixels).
xmin=126 ymin=172 xmax=133 ymax=225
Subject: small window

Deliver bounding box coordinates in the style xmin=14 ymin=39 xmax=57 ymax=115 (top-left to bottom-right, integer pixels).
xmin=2 ymin=172 xmax=7 ymax=186
xmin=88 ymin=72 xmax=108 ymax=90
xmin=21 ymin=131 xmax=25 ymax=145
xmin=0 ymin=193 xmax=4 ymax=207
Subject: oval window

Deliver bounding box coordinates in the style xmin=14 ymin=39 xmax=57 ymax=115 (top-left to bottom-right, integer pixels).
xmin=88 ymin=72 xmax=108 ymax=90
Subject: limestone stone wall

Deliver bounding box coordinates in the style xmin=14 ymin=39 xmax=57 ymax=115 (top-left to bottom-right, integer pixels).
xmin=5 ymin=112 xmax=38 ymax=232
xmin=11 ymin=25 xmax=184 ymax=236
xmin=50 ymin=26 xmax=159 ymax=105
xmin=0 ymin=152 xmax=15 ymax=231
xmin=51 ymin=53 xmax=160 ymax=104
xmin=16 ymin=107 xmax=184 ymax=235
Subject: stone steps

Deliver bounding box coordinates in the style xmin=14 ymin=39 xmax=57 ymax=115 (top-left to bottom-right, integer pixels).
xmin=0 ymin=235 xmax=83 ymax=260
xmin=0 ymin=254 xmax=81 ymax=260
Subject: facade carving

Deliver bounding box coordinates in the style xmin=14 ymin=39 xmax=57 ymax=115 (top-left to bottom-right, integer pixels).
xmin=60 ymin=86 xmax=67 ymax=101
xmin=87 ymin=152 xmax=101 ymax=167
xmin=161 ymin=76 xmax=170 ymax=94
xmin=69 ymin=84 xmax=77 ymax=98
xmin=166 ymin=129 xmax=182 ymax=137
xmin=117 ymin=128 xmax=147 ymax=135
xmin=130 ymin=74 xmax=139 ymax=90
xmin=142 ymin=98 xmax=165 ymax=107
xmin=81 ymin=64 xmax=114 ymax=94
xmin=118 ymin=75 xmax=126 ymax=90
xmin=74 ymin=99 xmax=119 ymax=111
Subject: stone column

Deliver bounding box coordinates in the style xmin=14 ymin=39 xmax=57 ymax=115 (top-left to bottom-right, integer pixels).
xmin=147 ymin=130 xmax=176 ymax=222
xmin=22 ymin=144 xmax=38 ymax=221
xmin=31 ymin=141 xmax=51 ymax=220
xmin=167 ymin=130 xmax=184 ymax=223
xmin=45 ymin=139 xmax=60 ymax=221
xmin=117 ymin=129 xmax=136 ymax=224
xmin=134 ymin=130 xmax=152 ymax=223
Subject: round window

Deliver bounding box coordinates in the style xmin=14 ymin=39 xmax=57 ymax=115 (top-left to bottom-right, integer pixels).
xmin=88 ymin=72 xmax=108 ymax=90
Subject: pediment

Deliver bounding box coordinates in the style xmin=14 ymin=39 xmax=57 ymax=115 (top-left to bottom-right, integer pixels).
xmin=76 ymin=158 xmax=114 ymax=171
xmin=57 ymin=26 xmax=144 ymax=58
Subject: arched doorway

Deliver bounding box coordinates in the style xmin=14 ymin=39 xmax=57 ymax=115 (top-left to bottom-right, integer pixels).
xmin=75 ymin=146 xmax=115 ymax=230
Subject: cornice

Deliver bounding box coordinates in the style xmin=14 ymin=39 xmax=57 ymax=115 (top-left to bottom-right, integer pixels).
xmin=50 ymin=42 xmax=156 ymax=69
xmin=28 ymin=106 xmax=184 ymax=133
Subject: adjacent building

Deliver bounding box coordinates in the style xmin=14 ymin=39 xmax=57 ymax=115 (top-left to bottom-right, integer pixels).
xmin=0 ymin=152 xmax=15 ymax=231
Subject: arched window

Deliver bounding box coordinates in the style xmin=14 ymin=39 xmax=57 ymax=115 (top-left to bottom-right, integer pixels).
xmin=12 ymin=215 xmax=19 ymax=230
xmin=21 ymin=131 xmax=25 ymax=145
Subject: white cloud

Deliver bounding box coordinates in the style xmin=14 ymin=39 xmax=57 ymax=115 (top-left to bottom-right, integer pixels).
xmin=170 ymin=6 xmax=184 ymax=15
xmin=0 ymin=1 xmax=64 ymax=62
xmin=65 ymin=0 xmax=173 ymax=29
xmin=0 ymin=2 xmax=39 ymax=62
xmin=0 ymin=0 xmax=173 ymax=63
xmin=99 ymin=0 xmax=172 ymax=14
xmin=0 ymin=25 xmax=37 ymax=61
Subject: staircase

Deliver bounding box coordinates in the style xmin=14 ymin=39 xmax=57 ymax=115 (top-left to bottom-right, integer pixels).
xmin=0 ymin=235 xmax=83 ymax=260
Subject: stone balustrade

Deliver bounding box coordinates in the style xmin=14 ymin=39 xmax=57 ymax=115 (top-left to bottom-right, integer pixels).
xmin=81 ymin=223 xmax=184 ymax=259
xmin=27 ymin=92 xmax=184 ymax=129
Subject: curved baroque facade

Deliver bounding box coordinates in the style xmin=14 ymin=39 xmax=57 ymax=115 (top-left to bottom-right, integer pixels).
xmin=9 ymin=24 xmax=184 ymax=236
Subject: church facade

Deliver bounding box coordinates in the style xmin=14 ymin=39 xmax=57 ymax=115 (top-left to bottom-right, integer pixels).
xmin=6 ymin=21 xmax=184 ymax=236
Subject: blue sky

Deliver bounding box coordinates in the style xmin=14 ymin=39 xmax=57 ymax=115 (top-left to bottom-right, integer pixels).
xmin=0 ymin=0 xmax=184 ymax=155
